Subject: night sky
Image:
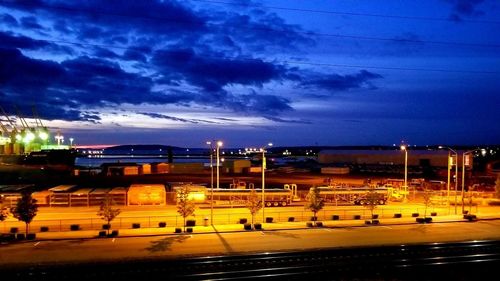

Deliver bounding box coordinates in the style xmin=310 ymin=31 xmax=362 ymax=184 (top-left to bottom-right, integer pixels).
xmin=1 ymin=0 xmax=499 ymax=148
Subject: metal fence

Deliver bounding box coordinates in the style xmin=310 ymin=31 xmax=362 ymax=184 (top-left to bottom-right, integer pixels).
xmin=1 ymin=205 xmax=466 ymax=234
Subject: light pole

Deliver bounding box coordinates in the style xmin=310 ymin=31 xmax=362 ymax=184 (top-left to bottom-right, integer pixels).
xmin=69 ymin=137 xmax=74 ymax=148
xmin=261 ymin=142 xmax=273 ymax=223
xmin=438 ymin=146 xmax=458 ymax=214
xmin=461 ymin=148 xmax=484 ymax=214
xmin=400 ymin=144 xmax=408 ymax=202
xmin=55 ymin=133 xmax=63 ymax=146
xmin=206 ymin=141 xmax=214 ymax=225
xmin=216 ymin=141 xmax=223 ymax=190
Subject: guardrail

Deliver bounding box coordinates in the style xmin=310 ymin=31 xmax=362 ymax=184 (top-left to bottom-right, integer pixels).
xmin=1 ymin=206 xmax=471 ymax=233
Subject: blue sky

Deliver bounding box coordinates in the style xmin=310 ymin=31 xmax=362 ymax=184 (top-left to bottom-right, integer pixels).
xmin=0 ymin=0 xmax=499 ymax=147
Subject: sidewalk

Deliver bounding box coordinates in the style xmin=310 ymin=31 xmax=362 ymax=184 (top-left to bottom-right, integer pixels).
xmin=8 ymin=211 xmax=498 ymax=242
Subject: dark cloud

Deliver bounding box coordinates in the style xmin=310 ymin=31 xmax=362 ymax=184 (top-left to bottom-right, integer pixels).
xmin=300 ymin=70 xmax=383 ymax=93
xmin=152 ymin=48 xmax=286 ymax=92
xmin=139 ymin=112 xmax=218 ymax=124
xmin=92 ymin=47 xmax=120 ymax=59
xmin=0 ymin=0 xmax=312 ymax=122
xmin=264 ymin=116 xmax=311 ymax=124
xmin=123 ymin=49 xmax=147 ymax=62
xmin=139 ymin=112 xmax=199 ymax=124
xmin=0 ymin=48 xmax=64 ymax=90
xmin=0 ymin=48 xmax=161 ymax=121
xmin=1 ymin=13 xmax=18 ymax=26
xmin=2 ymin=0 xmax=208 ymax=40
xmin=444 ymin=0 xmax=485 ymax=21
xmin=20 ymin=16 xmax=44 ymax=29
xmin=0 ymin=31 xmax=73 ymax=54
xmin=0 ymin=31 xmax=51 ymax=50
xmin=208 ymin=9 xmax=314 ymax=53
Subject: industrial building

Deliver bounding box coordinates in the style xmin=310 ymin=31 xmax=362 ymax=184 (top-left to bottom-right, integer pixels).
xmin=318 ymin=149 xmax=449 ymax=167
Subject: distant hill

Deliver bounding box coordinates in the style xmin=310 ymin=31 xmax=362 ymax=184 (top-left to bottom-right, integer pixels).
xmin=104 ymin=145 xmax=181 ymax=151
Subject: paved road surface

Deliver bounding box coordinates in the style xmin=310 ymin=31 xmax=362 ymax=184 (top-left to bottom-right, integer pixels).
xmin=2 ymin=220 xmax=500 ymax=266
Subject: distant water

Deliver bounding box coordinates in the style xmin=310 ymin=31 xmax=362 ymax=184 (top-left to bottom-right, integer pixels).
xmin=75 ymin=156 xmax=210 ymax=167
xmin=75 ymin=155 xmax=251 ymax=167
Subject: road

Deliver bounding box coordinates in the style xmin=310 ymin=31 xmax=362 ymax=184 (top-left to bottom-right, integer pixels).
xmin=2 ymin=219 xmax=500 ymax=267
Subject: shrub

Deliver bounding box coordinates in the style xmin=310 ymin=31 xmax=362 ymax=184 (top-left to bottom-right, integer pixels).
xmin=10 ymin=227 xmax=19 ymax=234
xmin=26 ymin=233 xmax=36 ymax=240
xmin=412 ymin=213 xmax=419 ymax=217
xmin=424 ymin=217 xmax=433 ymax=223
xmin=288 ymin=217 xmax=295 ymax=222
xmin=487 ymin=199 xmax=500 ymax=206
xmin=394 ymin=213 xmax=402 ymax=218
xmin=254 ymin=223 xmax=262 ymax=230
xmin=244 ymin=223 xmax=252 ymax=230
xmin=372 ymin=214 xmax=379 ymax=219
xmin=364 ymin=220 xmax=372 ymax=225
xmin=186 ymin=227 xmax=193 ymax=233
xmin=265 ymin=217 xmax=273 ymax=223
xmin=132 ymin=223 xmax=140 ymax=229
xmin=16 ymin=233 xmax=25 ymax=240
xmin=2 ymin=234 xmax=15 ymax=241
xmin=98 ymin=231 xmax=107 ymax=237
xmin=306 ymin=222 xmax=314 ymax=227
xmin=372 ymin=219 xmax=380 ymax=225
xmin=416 ymin=217 xmax=425 ymax=223
xmin=431 ymin=212 xmax=437 ymax=216
xmin=158 ymin=222 xmax=167 ymax=228
xmin=353 ymin=215 xmax=361 ymax=220
xmin=186 ymin=220 xmax=196 ymax=227
xmin=464 ymin=214 xmax=477 ymax=221
xmin=175 ymin=228 xmax=182 ymax=233
xmin=332 ymin=215 xmax=340 ymax=220
xmin=110 ymin=230 xmax=119 ymax=237
xmin=70 ymin=224 xmax=80 ymax=231
xmin=315 ymin=221 xmax=323 ymax=227
xmin=239 ymin=218 xmax=248 ymax=224
xmin=40 ymin=226 xmax=49 ymax=232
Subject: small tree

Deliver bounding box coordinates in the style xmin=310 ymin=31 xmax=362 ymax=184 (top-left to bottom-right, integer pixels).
xmin=245 ymin=189 xmax=262 ymax=229
xmin=97 ymin=196 xmax=121 ymax=235
xmin=495 ymin=174 xmax=500 ymax=199
xmin=422 ymin=187 xmax=433 ymax=218
xmin=363 ymin=186 xmax=381 ymax=221
xmin=305 ymin=187 xmax=324 ymax=225
xmin=12 ymin=192 xmax=38 ymax=235
xmin=177 ymin=185 xmax=196 ymax=232
xmin=0 ymin=195 xmax=9 ymax=222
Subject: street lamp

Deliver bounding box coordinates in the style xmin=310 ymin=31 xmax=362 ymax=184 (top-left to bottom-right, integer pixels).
xmin=206 ymin=141 xmax=214 ymax=225
xmin=261 ymin=142 xmax=273 ymax=223
xmin=400 ymin=144 xmax=408 ymax=202
xmin=438 ymin=146 xmax=458 ymax=214
xmin=461 ymin=148 xmax=485 ymax=214
xmin=55 ymin=134 xmax=64 ymax=146
xmin=69 ymin=137 xmax=74 ymax=148
xmin=216 ymin=141 xmax=223 ymax=190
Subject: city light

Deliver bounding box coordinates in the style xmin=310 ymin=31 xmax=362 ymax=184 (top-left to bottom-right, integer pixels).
xmin=439 ymin=146 xmax=459 ymax=214
xmin=262 ymin=142 xmax=273 ymax=222
xmin=400 ymin=144 xmax=408 ymax=202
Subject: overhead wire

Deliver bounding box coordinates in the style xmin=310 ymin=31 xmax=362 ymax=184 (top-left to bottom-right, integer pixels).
xmin=189 ymin=0 xmax=500 ymax=24
xmin=22 ymin=37 xmax=499 ymax=75
xmin=1 ymin=0 xmax=498 ymax=74
xmin=1 ymin=0 xmax=499 ymax=48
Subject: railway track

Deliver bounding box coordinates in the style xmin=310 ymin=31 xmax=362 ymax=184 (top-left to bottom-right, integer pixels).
xmin=3 ymin=240 xmax=500 ymax=280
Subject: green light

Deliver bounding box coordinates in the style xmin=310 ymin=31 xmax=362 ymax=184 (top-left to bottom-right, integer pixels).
xmin=39 ymin=131 xmax=49 ymax=140
xmin=23 ymin=132 xmax=35 ymax=143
